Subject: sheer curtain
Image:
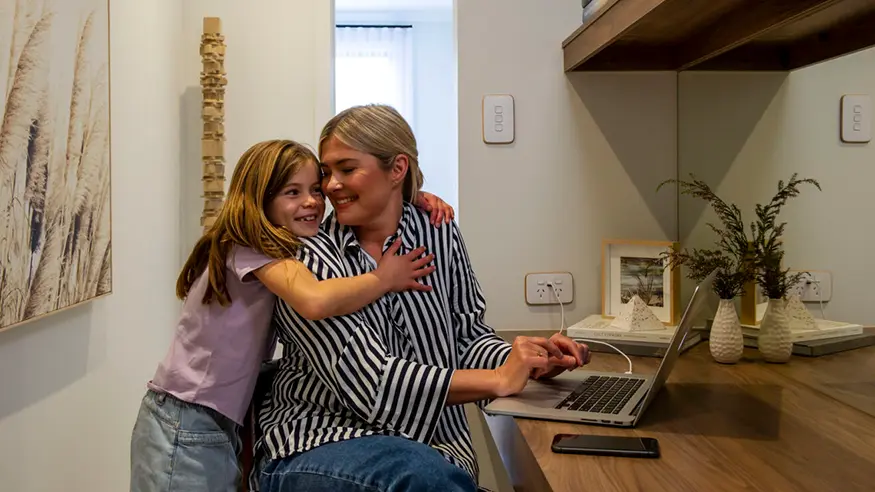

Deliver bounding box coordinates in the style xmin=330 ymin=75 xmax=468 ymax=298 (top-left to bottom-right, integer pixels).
xmin=334 ymin=26 xmax=414 ymax=125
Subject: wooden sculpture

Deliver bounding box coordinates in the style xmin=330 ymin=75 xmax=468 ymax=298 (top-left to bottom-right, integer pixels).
xmin=200 ymin=17 xmax=227 ymax=231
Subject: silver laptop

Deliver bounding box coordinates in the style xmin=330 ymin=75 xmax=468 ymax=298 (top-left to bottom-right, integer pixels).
xmin=485 ymin=269 xmax=716 ymax=427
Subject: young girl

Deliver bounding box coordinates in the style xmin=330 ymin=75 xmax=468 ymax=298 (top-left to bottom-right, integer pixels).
xmin=129 ymin=139 xmax=454 ymax=492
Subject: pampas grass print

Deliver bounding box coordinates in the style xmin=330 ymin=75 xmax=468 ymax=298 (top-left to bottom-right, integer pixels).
xmin=1 ymin=0 xmax=111 ymax=330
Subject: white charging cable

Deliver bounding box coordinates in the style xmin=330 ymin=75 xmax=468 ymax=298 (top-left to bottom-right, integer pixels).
xmin=812 ymin=279 xmax=826 ymax=320
xmin=549 ymin=282 xmax=566 ymax=336
xmin=573 ymin=338 xmax=634 ymax=375
xmin=801 ymin=272 xmax=826 ymax=319
xmin=548 ymin=282 xmax=634 ymax=375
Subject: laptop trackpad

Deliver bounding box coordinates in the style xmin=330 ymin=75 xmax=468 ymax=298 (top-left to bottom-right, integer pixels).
xmin=512 ymin=377 xmax=584 ymax=408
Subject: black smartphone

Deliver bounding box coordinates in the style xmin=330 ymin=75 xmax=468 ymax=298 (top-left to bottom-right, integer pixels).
xmin=551 ymin=433 xmax=660 ymax=458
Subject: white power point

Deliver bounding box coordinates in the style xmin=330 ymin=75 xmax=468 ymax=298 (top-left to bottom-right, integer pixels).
xmin=841 ymin=94 xmax=871 ymax=143
xmin=482 ymin=94 xmax=514 ymax=144
xmin=525 ymin=272 xmax=573 ymax=305
xmin=787 ymin=270 xmax=832 ymax=303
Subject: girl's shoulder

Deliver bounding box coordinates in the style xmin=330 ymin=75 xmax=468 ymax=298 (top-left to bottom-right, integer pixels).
xmin=226 ymin=245 xmax=279 ymax=283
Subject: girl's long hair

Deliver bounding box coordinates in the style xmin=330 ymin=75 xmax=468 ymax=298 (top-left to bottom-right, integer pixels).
xmin=176 ymin=140 xmax=318 ymax=306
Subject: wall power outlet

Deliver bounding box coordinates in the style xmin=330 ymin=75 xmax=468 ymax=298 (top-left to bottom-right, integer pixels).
xmin=525 ymin=272 xmax=573 ymax=305
xmin=787 ymin=269 xmax=832 ymax=302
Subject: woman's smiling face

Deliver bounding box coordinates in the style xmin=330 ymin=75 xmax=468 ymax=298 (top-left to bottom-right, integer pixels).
xmin=319 ymin=136 xmax=407 ymax=226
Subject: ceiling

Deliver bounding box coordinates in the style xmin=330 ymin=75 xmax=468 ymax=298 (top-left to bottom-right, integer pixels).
xmin=335 ymin=0 xmax=453 ymax=12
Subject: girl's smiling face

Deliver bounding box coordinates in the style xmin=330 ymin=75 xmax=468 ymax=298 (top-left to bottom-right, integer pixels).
xmin=265 ymin=162 xmax=325 ymax=237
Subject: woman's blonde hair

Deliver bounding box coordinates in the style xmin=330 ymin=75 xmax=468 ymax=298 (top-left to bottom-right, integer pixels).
xmin=319 ymin=104 xmax=423 ymax=203
xmin=176 ymin=139 xmax=318 ymax=306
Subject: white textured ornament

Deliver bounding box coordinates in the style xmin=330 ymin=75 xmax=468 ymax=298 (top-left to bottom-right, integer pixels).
xmin=785 ymin=295 xmax=817 ymax=331
xmin=610 ymin=295 xmax=665 ymax=332
xmin=758 ymin=298 xmax=792 ymax=363
xmin=710 ymin=299 xmax=743 ymax=364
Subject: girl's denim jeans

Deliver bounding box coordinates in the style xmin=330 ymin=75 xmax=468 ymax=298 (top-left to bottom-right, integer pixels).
xmin=130 ymin=389 xmax=241 ymax=492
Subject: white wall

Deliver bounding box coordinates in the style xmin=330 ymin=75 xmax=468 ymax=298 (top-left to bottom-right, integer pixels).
xmin=0 ymin=1 xmax=184 ymax=490
xmin=457 ymin=0 xmax=678 ymax=330
xmin=0 ymin=1 xmax=333 ymax=490
xmin=181 ymin=0 xmax=335 ymax=251
xmin=335 ymin=7 xmax=458 ymax=211
xmin=679 ymin=48 xmax=875 ymax=325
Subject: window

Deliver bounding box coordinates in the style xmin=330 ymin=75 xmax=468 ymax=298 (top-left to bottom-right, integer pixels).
xmin=334 ymin=26 xmax=414 ymax=125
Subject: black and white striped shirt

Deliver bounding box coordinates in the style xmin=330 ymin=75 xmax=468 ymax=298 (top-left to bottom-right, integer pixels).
xmin=258 ymin=203 xmax=512 ymax=481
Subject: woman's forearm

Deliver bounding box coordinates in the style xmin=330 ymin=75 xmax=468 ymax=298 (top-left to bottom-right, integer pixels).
xmin=445 ymin=369 xmax=502 ymax=405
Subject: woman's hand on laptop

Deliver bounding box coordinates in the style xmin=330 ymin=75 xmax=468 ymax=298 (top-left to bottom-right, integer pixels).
xmin=493 ymin=336 xmax=563 ymax=397
xmin=530 ymin=334 xmax=591 ymax=380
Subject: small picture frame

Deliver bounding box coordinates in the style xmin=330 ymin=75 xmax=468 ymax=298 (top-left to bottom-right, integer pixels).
xmin=601 ymin=239 xmax=681 ymax=325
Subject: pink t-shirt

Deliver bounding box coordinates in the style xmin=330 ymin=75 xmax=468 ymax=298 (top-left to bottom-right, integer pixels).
xmin=148 ymin=246 xmax=277 ymax=425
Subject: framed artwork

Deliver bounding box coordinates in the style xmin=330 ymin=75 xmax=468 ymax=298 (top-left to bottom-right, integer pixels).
xmin=0 ymin=0 xmax=112 ymax=333
xmin=601 ymin=239 xmax=680 ymax=325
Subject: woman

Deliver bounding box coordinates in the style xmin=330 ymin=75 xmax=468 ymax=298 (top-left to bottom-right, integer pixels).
xmin=129 ymin=139 xmax=451 ymax=492
xmin=257 ymin=105 xmax=591 ymax=492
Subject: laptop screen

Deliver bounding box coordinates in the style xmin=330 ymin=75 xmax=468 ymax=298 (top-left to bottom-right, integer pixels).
xmin=632 ymin=269 xmax=717 ymax=420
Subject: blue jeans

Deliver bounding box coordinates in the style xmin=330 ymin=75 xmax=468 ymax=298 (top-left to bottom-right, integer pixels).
xmin=259 ymin=435 xmax=477 ymax=492
xmin=130 ymin=390 xmax=241 ymax=492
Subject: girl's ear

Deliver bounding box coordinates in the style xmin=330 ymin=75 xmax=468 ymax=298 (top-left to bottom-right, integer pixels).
xmin=389 ymin=154 xmax=409 ymax=187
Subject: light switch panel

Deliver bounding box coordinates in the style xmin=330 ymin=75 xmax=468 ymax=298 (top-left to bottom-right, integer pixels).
xmin=482 ymin=94 xmax=514 ymax=144
xmin=841 ymin=94 xmax=871 ymax=143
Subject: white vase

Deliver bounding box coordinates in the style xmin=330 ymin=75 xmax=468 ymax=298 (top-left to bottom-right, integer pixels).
xmin=710 ymin=299 xmax=743 ymax=364
xmin=758 ymin=298 xmax=792 ymax=363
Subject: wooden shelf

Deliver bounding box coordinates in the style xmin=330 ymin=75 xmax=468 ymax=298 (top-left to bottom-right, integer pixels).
xmin=563 ymin=0 xmax=875 ymax=71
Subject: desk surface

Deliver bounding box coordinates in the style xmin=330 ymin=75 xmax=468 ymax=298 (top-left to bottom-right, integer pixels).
xmin=504 ymin=342 xmax=875 ymax=492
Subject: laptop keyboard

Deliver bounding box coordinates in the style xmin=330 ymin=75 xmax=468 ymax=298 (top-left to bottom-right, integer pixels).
xmin=554 ymin=376 xmax=644 ymax=414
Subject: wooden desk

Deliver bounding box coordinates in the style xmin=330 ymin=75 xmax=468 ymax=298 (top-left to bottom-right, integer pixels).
xmin=487 ymin=343 xmax=875 ymax=492
xmin=765 ymin=340 xmax=875 ymax=418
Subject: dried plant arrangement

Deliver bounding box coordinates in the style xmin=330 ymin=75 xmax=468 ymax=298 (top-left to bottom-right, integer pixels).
xmin=657 ymin=175 xmax=755 ymax=301
xmin=751 ymin=174 xmax=822 ymax=300
xmin=657 ymin=175 xmax=754 ymax=364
